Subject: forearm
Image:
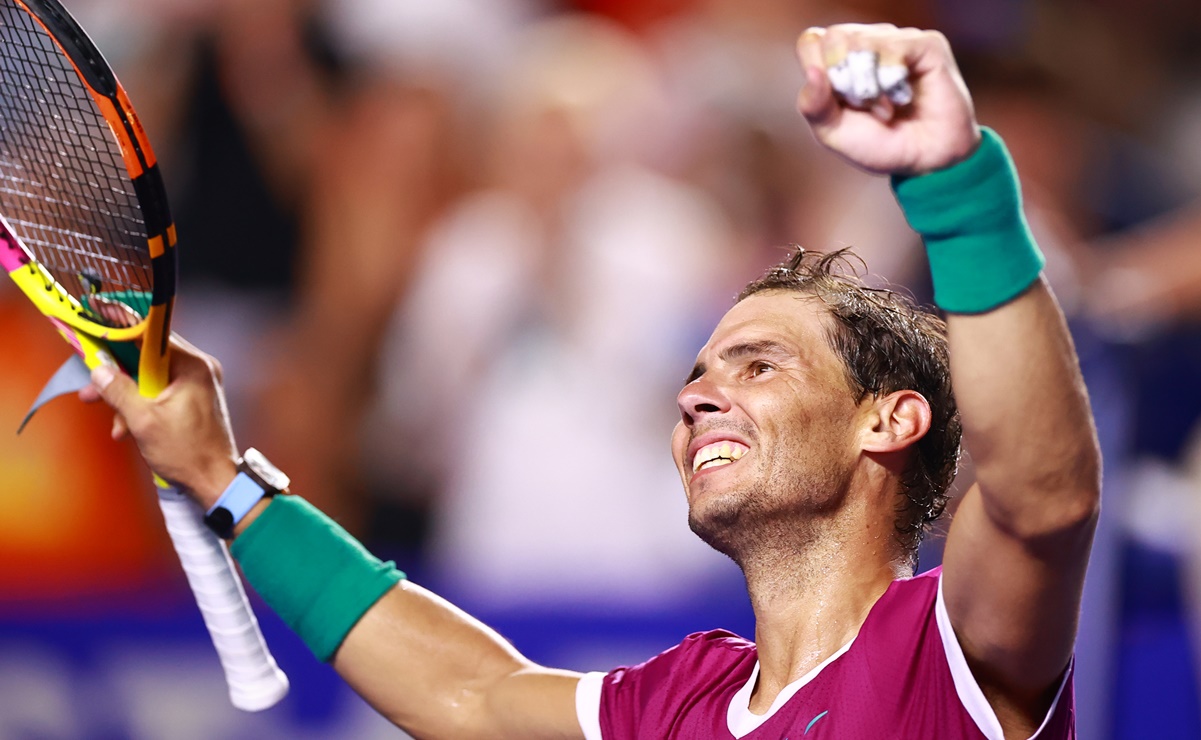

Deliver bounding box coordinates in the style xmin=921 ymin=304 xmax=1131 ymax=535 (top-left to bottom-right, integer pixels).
xmin=335 ymin=584 xmax=582 ymax=739
xmin=228 ymin=496 xmax=582 ymax=739
xmin=947 ymin=281 xmax=1101 ymax=535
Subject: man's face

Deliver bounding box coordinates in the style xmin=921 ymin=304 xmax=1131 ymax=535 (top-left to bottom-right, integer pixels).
xmin=670 ymin=291 xmax=868 ymax=558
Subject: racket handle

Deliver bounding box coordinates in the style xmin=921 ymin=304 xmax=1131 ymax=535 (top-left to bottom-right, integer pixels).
xmin=156 ymin=484 xmax=290 ymax=711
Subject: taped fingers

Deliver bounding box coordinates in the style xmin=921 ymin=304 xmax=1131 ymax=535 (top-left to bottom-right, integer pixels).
xmin=828 ymin=49 xmax=882 ymax=108
xmin=877 ymin=64 xmax=913 ymax=106
xmin=826 ymin=50 xmax=913 ymax=109
xmin=819 ymin=24 xmax=923 ymax=110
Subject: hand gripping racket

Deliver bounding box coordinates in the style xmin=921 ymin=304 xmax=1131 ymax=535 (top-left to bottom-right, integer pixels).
xmin=0 ymin=0 xmax=288 ymax=710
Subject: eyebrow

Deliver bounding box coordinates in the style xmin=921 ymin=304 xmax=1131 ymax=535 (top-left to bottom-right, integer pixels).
xmin=685 ymin=339 xmax=795 ymax=384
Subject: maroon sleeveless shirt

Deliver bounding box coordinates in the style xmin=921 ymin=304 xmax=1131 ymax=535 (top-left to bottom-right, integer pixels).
xmin=582 ymin=567 xmax=1074 ymax=739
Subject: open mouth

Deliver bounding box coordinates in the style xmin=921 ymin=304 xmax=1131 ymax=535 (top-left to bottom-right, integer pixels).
xmin=692 ymin=441 xmax=750 ymax=474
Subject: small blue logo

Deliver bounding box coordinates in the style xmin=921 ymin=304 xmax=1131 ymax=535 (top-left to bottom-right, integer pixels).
xmin=804 ymin=710 xmax=829 ymax=735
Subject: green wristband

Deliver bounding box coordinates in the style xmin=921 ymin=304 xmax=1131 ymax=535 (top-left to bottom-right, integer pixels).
xmin=891 ymin=127 xmax=1045 ymax=314
xmin=231 ymin=496 xmax=405 ymax=662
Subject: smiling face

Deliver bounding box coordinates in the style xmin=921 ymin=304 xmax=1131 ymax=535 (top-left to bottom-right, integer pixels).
xmin=671 ymin=291 xmax=870 ymax=561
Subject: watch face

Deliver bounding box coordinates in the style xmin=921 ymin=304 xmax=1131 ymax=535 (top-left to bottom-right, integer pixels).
xmin=242 ymin=448 xmax=291 ymax=491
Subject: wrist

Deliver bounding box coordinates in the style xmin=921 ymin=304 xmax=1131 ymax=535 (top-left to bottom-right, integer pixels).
xmin=891 ymin=126 xmax=1044 ymax=313
xmin=231 ymin=496 xmax=406 ymax=661
xmin=941 ymin=124 xmax=983 ymax=173
xmin=202 ymin=448 xmax=290 ymax=539
xmin=906 ymin=124 xmax=983 ymax=177
xmin=229 ymin=498 xmax=273 ymax=540
xmin=193 ymin=458 xmax=239 ymax=509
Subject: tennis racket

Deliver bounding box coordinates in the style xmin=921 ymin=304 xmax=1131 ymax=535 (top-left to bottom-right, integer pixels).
xmin=0 ymin=0 xmax=288 ymax=711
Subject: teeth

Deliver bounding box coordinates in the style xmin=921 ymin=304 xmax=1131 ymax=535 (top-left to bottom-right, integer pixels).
xmin=691 ymin=441 xmax=750 ymax=473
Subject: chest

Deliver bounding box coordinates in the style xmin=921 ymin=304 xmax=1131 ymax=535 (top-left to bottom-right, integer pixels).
xmin=651 ymin=659 xmax=986 ymax=740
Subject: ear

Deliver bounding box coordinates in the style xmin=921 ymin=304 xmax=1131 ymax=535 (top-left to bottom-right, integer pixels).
xmin=860 ymin=390 xmax=932 ymax=454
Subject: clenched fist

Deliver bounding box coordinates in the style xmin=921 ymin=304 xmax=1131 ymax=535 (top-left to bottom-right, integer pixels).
xmin=796 ymin=24 xmax=981 ymax=176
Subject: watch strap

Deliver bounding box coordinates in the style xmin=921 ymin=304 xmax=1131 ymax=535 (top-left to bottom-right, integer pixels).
xmin=205 ymin=472 xmax=274 ymax=539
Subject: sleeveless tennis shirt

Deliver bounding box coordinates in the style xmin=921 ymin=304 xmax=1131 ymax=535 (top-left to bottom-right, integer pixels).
xmin=575 ymin=567 xmax=1073 ymax=739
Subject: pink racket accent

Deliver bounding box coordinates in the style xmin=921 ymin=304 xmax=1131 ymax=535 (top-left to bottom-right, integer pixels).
xmin=46 ymin=316 xmax=84 ymax=355
xmin=0 ymin=227 xmax=30 ymax=271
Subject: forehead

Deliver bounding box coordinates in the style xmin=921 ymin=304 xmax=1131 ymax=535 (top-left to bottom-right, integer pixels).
xmin=700 ymin=291 xmax=837 ymax=362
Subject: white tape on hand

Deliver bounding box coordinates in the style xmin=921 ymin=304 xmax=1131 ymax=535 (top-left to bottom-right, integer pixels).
xmin=828 ymin=50 xmax=879 ymax=107
xmin=877 ymin=64 xmax=913 ymax=106
xmin=828 ymin=52 xmax=912 ymax=108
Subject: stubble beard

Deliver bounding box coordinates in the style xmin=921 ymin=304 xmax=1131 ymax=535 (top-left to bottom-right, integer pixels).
xmin=687 ymin=456 xmax=852 ymax=571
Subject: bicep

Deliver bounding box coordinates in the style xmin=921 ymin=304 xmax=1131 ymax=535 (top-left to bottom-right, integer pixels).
xmin=941 ymin=482 xmax=1095 ymax=695
xmin=333 ymin=582 xmax=588 ymax=739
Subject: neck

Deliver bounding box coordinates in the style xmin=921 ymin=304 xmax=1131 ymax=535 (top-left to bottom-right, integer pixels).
xmin=739 ymin=507 xmax=907 ymax=714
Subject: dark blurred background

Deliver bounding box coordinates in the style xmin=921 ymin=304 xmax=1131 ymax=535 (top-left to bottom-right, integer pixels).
xmin=3 ymin=0 xmax=1201 ymax=737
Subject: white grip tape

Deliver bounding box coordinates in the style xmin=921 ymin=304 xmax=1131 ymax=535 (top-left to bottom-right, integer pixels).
xmin=157 ymin=485 xmax=290 ymax=711
xmin=828 ymin=50 xmax=912 ymax=107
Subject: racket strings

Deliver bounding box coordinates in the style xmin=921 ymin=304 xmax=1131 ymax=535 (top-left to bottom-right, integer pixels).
xmin=0 ymin=1 xmax=153 ymax=326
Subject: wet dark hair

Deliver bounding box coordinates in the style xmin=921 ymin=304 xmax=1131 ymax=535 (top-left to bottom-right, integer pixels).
xmin=738 ymin=247 xmax=962 ymax=563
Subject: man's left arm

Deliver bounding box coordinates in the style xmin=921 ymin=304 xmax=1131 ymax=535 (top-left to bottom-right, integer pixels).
xmin=795 ymin=24 xmax=1101 ymax=735
xmin=940 ymin=279 xmax=1099 ymax=722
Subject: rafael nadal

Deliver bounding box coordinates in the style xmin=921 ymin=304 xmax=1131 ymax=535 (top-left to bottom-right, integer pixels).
xmin=87 ymin=23 xmax=1098 ymax=740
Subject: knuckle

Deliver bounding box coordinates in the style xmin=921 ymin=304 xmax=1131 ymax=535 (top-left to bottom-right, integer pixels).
xmin=923 ymin=29 xmax=951 ymax=49
xmin=824 ymin=25 xmax=848 ymax=40
xmin=209 ymin=358 xmax=225 ymax=383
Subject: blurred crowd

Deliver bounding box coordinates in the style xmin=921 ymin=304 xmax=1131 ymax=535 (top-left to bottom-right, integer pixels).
xmin=3 ymin=0 xmax=1201 ymax=736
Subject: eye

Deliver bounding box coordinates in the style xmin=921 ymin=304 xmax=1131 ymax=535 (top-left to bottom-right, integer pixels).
xmin=750 ymin=361 xmax=775 ymax=378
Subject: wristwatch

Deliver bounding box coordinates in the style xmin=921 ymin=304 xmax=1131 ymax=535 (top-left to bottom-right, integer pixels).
xmin=203 ymin=448 xmax=290 ymax=539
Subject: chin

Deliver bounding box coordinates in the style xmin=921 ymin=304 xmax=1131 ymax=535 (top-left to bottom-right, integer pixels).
xmin=687 ymin=490 xmax=751 ymax=560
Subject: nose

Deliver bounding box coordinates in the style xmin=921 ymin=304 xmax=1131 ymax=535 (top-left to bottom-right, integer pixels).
xmin=677 ymin=375 xmax=731 ymax=427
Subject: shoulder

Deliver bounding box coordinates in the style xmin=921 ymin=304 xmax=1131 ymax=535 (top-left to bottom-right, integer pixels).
xmin=849 ymin=567 xmax=944 ymax=686
xmin=866 ymin=565 xmax=941 ymax=629
xmin=608 ymin=629 xmax=754 ymax=686
xmin=597 ymin=630 xmax=756 ymax=736
xmin=871 ymin=566 xmax=941 ymax=620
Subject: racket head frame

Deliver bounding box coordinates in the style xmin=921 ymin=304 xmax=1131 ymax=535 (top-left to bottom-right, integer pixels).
xmin=2 ymin=0 xmax=178 ymax=393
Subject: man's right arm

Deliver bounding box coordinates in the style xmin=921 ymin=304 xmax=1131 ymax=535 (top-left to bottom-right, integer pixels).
xmin=334 ymin=581 xmax=584 ymax=738
xmin=84 ymin=340 xmax=586 ymax=740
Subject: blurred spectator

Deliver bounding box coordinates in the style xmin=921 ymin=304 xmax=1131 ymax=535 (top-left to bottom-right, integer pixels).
xmin=651 ymin=0 xmax=925 ymax=291
xmin=1088 ymin=204 xmax=1201 ymax=339
xmin=369 ymin=14 xmax=739 ymax=605
xmin=250 ymin=0 xmax=536 ymax=534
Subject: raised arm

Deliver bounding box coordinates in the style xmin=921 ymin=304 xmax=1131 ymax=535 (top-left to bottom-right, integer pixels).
xmin=84 ymin=340 xmax=584 ymax=739
xmin=796 ymin=24 xmax=1100 ymax=736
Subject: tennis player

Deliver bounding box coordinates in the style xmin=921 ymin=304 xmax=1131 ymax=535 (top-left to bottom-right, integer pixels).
xmin=88 ymin=24 xmax=1097 ymax=739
